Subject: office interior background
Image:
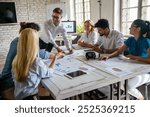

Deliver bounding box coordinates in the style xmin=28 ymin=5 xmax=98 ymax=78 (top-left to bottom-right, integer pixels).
xmin=0 ymin=0 xmax=150 ymax=72
xmin=0 ymin=0 xmax=150 ymax=100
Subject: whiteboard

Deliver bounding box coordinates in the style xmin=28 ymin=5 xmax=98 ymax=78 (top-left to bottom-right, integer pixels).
xmin=46 ymin=3 xmax=67 ymax=20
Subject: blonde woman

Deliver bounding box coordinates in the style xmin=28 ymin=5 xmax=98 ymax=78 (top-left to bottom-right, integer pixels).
xmin=12 ymin=28 xmax=62 ymax=100
xmin=78 ymin=20 xmax=98 ymax=48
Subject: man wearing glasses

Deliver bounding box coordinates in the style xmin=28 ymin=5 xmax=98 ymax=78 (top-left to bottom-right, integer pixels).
xmin=40 ymin=7 xmax=73 ymax=55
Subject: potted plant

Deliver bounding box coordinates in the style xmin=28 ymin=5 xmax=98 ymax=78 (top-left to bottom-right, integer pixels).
xmin=72 ymin=22 xmax=84 ymax=44
xmin=76 ymin=22 xmax=84 ymax=35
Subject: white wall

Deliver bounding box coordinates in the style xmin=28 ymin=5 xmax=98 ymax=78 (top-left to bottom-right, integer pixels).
xmin=90 ymin=0 xmax=114 ymax=29
xmin=0 ymin=0 xmax=47 ymax=62
xmin=90 ymin=0 xmax=99 ymax=23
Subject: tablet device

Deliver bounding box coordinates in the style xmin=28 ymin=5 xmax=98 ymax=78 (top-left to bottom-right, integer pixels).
xmin=64 ymin=70 xmax=87 ymax=79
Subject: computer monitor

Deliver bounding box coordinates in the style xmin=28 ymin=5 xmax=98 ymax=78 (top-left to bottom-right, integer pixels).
xmin=61 ymin=21 xmax=76 ymax=33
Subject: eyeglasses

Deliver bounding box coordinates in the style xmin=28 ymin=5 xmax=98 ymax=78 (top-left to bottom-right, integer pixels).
xmin=52 ymin=15 xmax=60 ymax=19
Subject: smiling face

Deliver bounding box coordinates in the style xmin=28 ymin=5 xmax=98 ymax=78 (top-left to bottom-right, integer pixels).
xmin=84 ymin=22 xmax=92 ymax=32
xmin=52 ymin=12 xmax=62 ymax=26
xmin=84 ymin=20 xmax=94 ymax=33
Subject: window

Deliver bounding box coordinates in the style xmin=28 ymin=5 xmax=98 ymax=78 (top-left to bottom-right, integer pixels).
xmin=75 ymin=0 xmax=90 ymax=25
xmin=84 ymin=0 xmax=90 ymax=20
xmin=141 ymin=0 xmax=150 ymax=21
xmin=121 ymin=0 xmax=150 ymax=36
xmin=121 ymin=0 xmax=138 ymax=36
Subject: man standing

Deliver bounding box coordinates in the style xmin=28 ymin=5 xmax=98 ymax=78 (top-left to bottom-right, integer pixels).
xmin=93 ymin=19 xmax=124 ymax=54
xmin=40 ymin=7 xmax=73 ymax=54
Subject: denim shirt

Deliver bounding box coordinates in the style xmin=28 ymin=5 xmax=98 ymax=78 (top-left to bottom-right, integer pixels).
xmin=0 ymin=37 xmax=18 ymax=91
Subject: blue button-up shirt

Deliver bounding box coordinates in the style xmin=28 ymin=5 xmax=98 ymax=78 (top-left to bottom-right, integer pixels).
xmin=124 ymin=36 xmax=150 ymax=58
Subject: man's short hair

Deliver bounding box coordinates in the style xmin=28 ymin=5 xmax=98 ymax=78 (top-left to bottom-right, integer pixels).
xmin=95 ymin=19 xmax=109 ymax=29
xmin=53 ymin=7 xmax=63 ymax=15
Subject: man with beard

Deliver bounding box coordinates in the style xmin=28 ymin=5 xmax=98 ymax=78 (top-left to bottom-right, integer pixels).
xmin=92 ymin=19 xmax=124 ymax=54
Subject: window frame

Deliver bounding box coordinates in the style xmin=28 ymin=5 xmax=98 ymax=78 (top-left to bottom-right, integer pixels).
xmin=74 ymin=0 xmax=91 ymax=25
xmin=120 ymin=0 xmax=150 ymax=37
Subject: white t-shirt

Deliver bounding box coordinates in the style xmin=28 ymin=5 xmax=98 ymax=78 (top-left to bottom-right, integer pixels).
xmin=78 ymin=31 xmax=98 ymax=45
xmin=96 ymin=30 xmax=124 ymax=49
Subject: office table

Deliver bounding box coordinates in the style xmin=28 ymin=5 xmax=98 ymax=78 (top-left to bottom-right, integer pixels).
xmin=77 ymin=54 xmax=150 ymax=99
xmin=41 ymin=46 xmax=150 ymax=100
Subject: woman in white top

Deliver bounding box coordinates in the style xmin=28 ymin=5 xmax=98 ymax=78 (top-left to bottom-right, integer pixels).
xmin=78 ymin=20 xmax=98 ymax=48
xmin=12 ymin=28 xmax=63 ymax=100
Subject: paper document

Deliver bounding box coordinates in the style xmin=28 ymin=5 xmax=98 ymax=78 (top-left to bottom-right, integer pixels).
xmin=54 ymin=55 xmax=84 ymax=76
xmin=105 ymin=67 xmax=132 ymax=77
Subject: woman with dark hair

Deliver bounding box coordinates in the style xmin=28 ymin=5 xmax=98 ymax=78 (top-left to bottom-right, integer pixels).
xmin=100 ymin=19 xmax=150 ymax=99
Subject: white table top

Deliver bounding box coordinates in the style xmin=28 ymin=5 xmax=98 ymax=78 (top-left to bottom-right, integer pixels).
xmin=41 ymin=47 xmax=150 ymax=100
xmin=56 ymin=35 xmax=77 ymax=41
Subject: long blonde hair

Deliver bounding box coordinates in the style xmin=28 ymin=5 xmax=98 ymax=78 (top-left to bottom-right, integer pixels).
xmin=12 ymin=28 xmax=39 ymax=82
